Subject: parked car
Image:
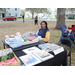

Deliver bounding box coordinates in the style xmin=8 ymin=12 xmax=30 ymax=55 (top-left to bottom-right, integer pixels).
xmin=42 ymin=16 xmax=48 ymax=19
xmin=3 ymin=16 xmax=17 ymax=21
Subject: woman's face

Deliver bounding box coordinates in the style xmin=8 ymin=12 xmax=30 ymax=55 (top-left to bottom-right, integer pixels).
xmin=41 ymin=22 xmax=46 ymax=29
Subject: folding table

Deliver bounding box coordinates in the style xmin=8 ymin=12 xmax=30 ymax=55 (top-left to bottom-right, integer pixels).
xmin=2 ymin=39 xmax=67 ymax=66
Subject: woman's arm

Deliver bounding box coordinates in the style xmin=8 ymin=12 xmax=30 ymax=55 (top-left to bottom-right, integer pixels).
xmin=42 ymin=31 xmax=50 ymax=42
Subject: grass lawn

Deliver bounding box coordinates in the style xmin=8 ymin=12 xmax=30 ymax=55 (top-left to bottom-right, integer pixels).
xmin=0 ymin=18 xmax=2 ymax=20
xmin=48 ymin=18 xmax=56 ymax=19
xmin=0 ymin=21 xmax=75 ymax=65
xmin=17 ymin=17 xmax=57 ymax=20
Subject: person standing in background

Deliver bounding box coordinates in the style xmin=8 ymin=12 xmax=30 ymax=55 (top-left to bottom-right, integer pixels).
xmin=22 ymin=14 xmax=25 ymax=22
xmin=35 ymin=16 xmax=38 ymax=25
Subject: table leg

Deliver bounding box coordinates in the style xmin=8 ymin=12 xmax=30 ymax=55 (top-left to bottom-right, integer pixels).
xmin=3 ymin=43 xmax=5 ymax=49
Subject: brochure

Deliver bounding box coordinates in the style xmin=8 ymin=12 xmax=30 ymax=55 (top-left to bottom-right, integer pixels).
xmin=32 ymin=50 xmax=54 ymax=61
xmin=38 ymin=43 xmax=63 ymax=52
xmin=19 ymin=54 xmax=42 ymax=66
xmin=28 ymin=36 xmax=36 ymax=41
xmin=22 ymin=31 xmax=36 ymax=39
xmin=5 ymin=38 xmax=24 ymax=48
xmin=23 ymin=47 xmax=41 ymax=54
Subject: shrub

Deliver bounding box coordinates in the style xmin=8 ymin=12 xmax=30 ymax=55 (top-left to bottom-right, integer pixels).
xmin=68 ymin=17 xmax=74 ymax=19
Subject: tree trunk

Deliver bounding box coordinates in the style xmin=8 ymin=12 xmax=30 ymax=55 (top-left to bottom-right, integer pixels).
xmin=32 ymin=12 xmax=34 ymax=19
xmin=55 ymin=8 xmax=66 ymax=29
xmin=4 ymin=8 xmax=6 ymax=17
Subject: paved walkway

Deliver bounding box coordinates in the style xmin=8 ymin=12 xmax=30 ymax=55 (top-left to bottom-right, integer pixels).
xmin=0 ymin=19 xmax=33 ymax=21
xmin=0 ymin=19 xmax=75 ymax=22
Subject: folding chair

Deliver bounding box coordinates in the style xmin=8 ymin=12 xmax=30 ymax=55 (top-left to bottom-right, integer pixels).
xmin=58 ymin=38 xmax=73 ymax=66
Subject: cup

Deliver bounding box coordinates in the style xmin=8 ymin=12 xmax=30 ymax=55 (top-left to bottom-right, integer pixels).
xmin=16 ymin=32 xmax=21 ymax=37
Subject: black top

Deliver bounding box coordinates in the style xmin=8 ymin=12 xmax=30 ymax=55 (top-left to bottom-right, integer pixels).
xmin=35 ymin=17 xmax=38 ymax=20
xmin=22 ymin=15 xmax=24 ymax=19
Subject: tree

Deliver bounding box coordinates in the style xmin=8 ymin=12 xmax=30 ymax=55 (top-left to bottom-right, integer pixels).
xmin=0 ymin=8 xmax=3 ymax=11
xmin=20 ymin=9 xmax=25 ymax=14
xmin=25 ymin=8 xmax=34 ymax=19
xmin=20 ymin=9 xmax=25 ymax=18
xmin=25 ymin=8 xmax=51 ymax=19
xmin=55 ymin=8 xmax=66 ymax=29
xmin=66 ymin=8 xmax=75 ymax=11
xmin=55 ymin=14 xmax=57 ymax=18
xmin=0 ymin=8 xmax=8 ymax=17
xmin=4 ymin=8 xmax=6 ymax=17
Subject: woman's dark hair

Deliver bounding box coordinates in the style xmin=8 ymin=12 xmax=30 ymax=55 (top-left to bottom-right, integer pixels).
xmin=40 ymin=21 xmax=48 ymax=28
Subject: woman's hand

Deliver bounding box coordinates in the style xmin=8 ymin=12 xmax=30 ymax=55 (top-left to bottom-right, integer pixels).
xmin=64 ymin=29 xmax=68 ymax=33
xmin=64 ymin=29 xmax=72 ymax=33
xmin=38 ymin=36 xmax=42 ymax=40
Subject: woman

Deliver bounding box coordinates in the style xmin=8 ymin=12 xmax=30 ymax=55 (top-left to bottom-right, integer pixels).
xmin=36 ymin=21 xmax=50 ymax=42
xmin=35 ymin=16 xmax=38 ymax=25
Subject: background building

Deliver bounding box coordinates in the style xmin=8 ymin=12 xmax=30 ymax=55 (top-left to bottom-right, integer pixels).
xmin=0 ymin=10 xmax=5 ymax=18
xmin=0 ymin=8 xmax=20 ymax=18
xmin=66 ymin=10 xmax=75 ymax=19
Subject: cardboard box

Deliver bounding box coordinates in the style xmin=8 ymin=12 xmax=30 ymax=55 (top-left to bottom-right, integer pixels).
xmin=0 ymin=49 xmax=21 ymax=66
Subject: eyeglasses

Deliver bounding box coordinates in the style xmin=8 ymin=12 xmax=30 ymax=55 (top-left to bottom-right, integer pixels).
xmin=41 ymin=24 xmax=45 ymax=25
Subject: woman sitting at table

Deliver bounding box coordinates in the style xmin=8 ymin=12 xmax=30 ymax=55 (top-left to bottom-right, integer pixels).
xmin=36 ymin=21 xmax=50 ymax=43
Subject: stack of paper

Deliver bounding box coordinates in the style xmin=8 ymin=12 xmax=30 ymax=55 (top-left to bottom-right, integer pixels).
xmin=53 ymin=47 xmax=64 ymax=55
xmin=23 ymin=47 xmax=54 ymax=61
xmin=22 ymin=31 xmax=36 ymax=39
xmin=20 ymin=46 xmax=54 ymax=66
xmin=23 ymin=47 xmax=41 ymax=54
xmin=38 ymin=43 xmax=64 ymax=54
xmin=32 ymin=50 xmax=54 ymax=61
xmin=5 ymin=38 xmax=24 ymax=48
xmin=19 ymin=54 xmax=42 ymax=66
xmin=21 ymin=31 xmax=40 ymax=45
xmin=28 ymin=36 xmax=36 ymax=41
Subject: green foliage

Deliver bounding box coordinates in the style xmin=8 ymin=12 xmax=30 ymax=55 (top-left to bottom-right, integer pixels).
xmin=0 ymin=56 xmax=1 ymax=62
xmin=66 ymin=8 xmax=75 ymax=11
xmin=20 ymin=9 xmax=25 ymax=14
xmin=68 ymin=17 xmax=74 ymax=19
xmin=7 ymin=52 xmax=14 ymax=59
xmin=55 ymin=14 xmax=57 ymax=18
xmin=0 ymin=8 xmax=3 ymax=11
xmin=1 ymin=55 xmax=8 ymax=61
xmin=0 ymin=8 xmax=9 ymax=11
xmin=25 ymin=8 xmax=51 ymax=14
xmin=0 ymin=52 xmax=14 ymax=62
xmin=25 ymin=8 xmax=51 ymax=19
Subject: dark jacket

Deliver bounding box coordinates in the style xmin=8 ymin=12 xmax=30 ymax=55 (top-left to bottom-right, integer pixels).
xmin=60 ymin=24 xmax=73 ymax=39
xmin=38 ymin=28 xmax=49 ymax=38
